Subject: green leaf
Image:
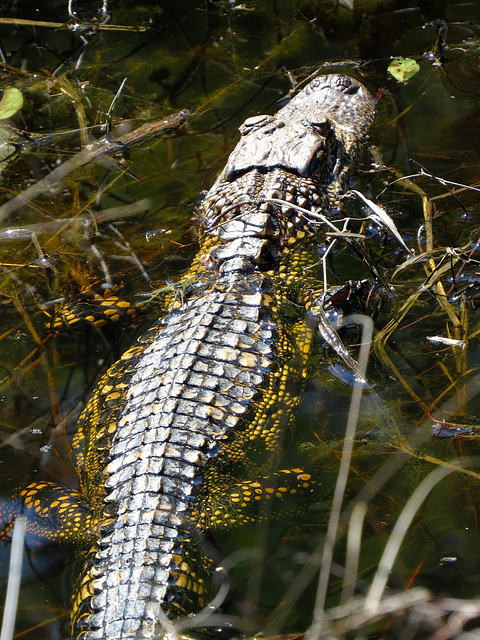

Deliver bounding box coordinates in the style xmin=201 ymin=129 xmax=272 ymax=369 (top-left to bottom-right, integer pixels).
xmin=0 ymin=87 xmax=23 ymax=119
xmin=387 ymin=58 xmax=420 ymax=83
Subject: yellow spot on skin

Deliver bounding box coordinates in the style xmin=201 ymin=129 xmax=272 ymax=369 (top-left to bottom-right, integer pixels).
xmin=175 ymin=574 xmax=188 ymax=588
xmin=105 ymin=392 xmax=122 ymax=401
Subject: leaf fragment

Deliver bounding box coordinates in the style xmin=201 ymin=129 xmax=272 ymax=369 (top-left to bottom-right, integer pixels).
xmin=0 ymin=87 xmax=23 ymax=119
xmin=387 ymin=58 xmax=420 ymax=83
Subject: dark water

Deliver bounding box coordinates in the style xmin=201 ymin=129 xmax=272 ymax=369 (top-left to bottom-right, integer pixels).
xmin=1 ymin=0 xmax=480 ymax=638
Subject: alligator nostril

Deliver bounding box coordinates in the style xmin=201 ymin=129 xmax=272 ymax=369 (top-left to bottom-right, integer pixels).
xmin=336 ymin=76 xmax=359 ymax=94
xmin=344 ymin=83 xmax=359 ymax=95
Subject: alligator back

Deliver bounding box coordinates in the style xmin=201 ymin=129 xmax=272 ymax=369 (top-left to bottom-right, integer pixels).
xmin=73 ymin=277 xmax=278 ymax=637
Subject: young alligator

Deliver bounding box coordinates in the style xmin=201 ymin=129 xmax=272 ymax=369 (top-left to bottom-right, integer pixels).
xmin=13 ymin=74 xmax=374 ymax=638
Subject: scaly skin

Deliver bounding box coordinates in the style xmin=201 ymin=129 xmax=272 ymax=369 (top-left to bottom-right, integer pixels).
xmin=7 ymin=75 xmax=375 ymax=639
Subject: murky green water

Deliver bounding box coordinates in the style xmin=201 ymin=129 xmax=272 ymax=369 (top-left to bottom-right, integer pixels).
xmin=1 ymin=0 xmax=480 ymax=638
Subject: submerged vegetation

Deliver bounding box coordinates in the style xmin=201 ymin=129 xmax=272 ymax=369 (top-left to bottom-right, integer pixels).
xmin=0 ymin=0 xmax=480 ymax=638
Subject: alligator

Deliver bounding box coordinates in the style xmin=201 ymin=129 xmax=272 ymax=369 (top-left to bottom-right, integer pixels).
xmin=8 ymin=74 xmax=375 ymax=639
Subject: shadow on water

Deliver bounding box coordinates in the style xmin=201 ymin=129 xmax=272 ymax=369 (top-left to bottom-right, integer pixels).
xmin=0 ymin=0 xmax=480 ymax=638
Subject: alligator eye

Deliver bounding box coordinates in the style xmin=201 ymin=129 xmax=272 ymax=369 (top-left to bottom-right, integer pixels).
xmin=303 ymin=116 xmax=331 ymax=136
xmin=239 ymin=115 xmax=275 ymax=136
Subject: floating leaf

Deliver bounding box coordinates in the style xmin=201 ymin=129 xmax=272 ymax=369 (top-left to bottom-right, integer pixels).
xmin=0 ymin=87 xmax=23 ymax=119
xmin=387 ymin=58 xmax=420 ymax=83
